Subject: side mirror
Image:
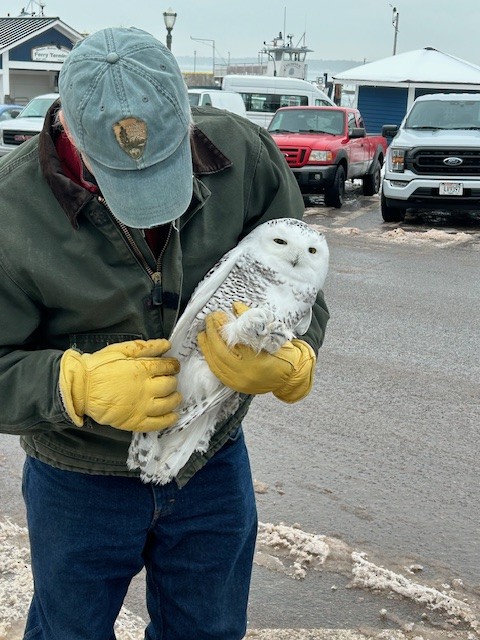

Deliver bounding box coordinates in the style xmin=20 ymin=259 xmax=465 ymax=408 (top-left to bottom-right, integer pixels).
xmin=349 ymin=127 xmax=366 ymax=139
xmin=382 ymin=124 xmax=399 ymax=137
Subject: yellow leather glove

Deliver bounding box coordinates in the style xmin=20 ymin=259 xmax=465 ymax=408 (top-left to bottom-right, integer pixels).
xmin=197 ymin=303 xmax=316 ymax=403
xmin=59 ymin=339 xmax=181 ymax=432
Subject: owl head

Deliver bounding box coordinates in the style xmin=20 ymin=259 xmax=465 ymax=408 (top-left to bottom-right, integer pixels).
xmin=244 ymin=218 xmax=329 ymax=291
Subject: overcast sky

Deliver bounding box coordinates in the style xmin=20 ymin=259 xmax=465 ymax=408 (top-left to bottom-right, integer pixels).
xmin=9 ymin=0 xmax=480 ymax=66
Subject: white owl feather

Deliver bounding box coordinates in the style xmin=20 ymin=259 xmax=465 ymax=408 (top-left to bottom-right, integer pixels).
xmin=127 ymin=218 xmax=329 ymax=484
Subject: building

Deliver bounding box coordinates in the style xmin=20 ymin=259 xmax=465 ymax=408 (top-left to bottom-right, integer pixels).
xmin=0 ymin=16 xmax=83 ymax=104
xmin=333 ymin=47 xmax=480 ymax=134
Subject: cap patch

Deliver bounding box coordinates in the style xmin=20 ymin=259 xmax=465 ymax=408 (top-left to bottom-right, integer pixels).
xmin=113 ymin=117 xmax=147 ymax=159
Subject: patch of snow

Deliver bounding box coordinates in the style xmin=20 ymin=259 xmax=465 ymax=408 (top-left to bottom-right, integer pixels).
xmin=0 ymin=519 xmax=145 ymax=640
xmin=351 ymin=552 xmax=480 ymax=635
xmin=309 ymin=224 xmax=479 ymax=248
xmin=1 ymin=518 xmax=478 ymax=639
xmin=255 ymin=522 xmax=331 ymax=579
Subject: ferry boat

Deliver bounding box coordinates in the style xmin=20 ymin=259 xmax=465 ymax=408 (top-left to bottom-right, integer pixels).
xmin=215 ymin=31 xmax=312 ymax=82
xmin=259 ymin=31 xmax=312 ymax=79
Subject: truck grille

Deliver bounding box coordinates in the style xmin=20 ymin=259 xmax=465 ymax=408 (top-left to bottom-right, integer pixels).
xmin=2 ymin=130 xmax=37 ymax=146
xmin=407 ymin=148 xmax=480 ymax=176
xmin=276 ymin=145 xmax=308 ymax=168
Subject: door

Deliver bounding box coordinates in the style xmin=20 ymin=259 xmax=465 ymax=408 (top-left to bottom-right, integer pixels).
xmin=346 ymin=111 xmax=367 ymax=177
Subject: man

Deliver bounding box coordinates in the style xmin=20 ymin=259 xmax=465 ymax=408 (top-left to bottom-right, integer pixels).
xmin=0 ymin=27 xmax=329 ymax=640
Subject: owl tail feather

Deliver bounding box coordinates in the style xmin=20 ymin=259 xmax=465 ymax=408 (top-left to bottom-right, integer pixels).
xmin=127 ymin=385 xmax=235 ymax=484
xmin=134 ymin=409 xmax=219 ymax=485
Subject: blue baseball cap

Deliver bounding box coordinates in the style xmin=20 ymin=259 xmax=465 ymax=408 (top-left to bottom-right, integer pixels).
xmin=58 ymin=27 xmax=193 ymax=228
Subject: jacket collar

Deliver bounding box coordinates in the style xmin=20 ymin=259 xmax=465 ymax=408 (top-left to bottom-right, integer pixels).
xmin=39 ymin=100 xmax=232 ymax=227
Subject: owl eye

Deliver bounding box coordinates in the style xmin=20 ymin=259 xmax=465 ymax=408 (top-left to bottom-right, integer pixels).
xmin=274 ymin=238 xmax=287 ymax=245
xmin=309 ymin=247 xmax=317 ymax=254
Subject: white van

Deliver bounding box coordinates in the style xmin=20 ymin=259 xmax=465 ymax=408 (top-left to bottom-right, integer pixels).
xmin=187 ymin=89 xmax=247 ymax=118
xmin=221 ymin=75 xmax=335 ymax=127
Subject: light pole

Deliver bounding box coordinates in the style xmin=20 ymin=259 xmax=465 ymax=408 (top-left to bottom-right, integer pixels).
xmin=190 ymin=37 xmax=215 ymax=80
xmin=391 ymin=5 xmax=399 ymax=55
xmin=163 ymin=7 xmax=177 ymax=51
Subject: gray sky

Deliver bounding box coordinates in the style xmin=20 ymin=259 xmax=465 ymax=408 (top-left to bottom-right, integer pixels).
xmin=10 ymin=0 xmax=480 ymax=66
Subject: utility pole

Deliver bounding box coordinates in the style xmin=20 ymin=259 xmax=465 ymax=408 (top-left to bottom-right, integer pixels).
xmin=190 ymin=37 xmax=215 ymax=79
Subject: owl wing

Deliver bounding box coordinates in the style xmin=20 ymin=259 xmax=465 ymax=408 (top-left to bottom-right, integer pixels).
xmin=168 ymin=243 xmax=245 ymax=350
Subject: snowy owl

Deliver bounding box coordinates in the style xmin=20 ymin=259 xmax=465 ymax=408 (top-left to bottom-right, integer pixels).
xmin=127 ymin=218 xmax=329 ymax=484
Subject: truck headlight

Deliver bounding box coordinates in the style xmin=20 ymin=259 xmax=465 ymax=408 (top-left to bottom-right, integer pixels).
xmin=309 ymin=150 xmax=333 ymax=162
xmin=390 ymin=148 xmax=406 ymax=172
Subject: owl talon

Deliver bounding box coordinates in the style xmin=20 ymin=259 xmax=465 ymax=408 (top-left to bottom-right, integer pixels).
xmin=221 ymin=308 xmax=291 ymax=353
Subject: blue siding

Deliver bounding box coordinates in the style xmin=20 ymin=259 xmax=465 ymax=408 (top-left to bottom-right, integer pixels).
xmin=10 ymin=28 xmax=74 ymax=62
xmin=357 ymin=86 xmax=408 ymax=134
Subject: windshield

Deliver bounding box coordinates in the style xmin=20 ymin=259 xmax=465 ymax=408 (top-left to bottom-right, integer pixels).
xmin=268 ymin=109 xmax=344 ymax=135
xmin=405 ymin=99 xmax=480 ymax=130
xmin=19 ymin=96 xmax=57 ymax=118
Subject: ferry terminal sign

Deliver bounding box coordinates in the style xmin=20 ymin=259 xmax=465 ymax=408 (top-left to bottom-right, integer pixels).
xmin=31 ymin=45 xmax=70 ymax=63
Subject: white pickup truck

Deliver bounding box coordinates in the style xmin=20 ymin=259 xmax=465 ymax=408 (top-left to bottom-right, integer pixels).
xmin=0 ymin=93 xmax=58 ymax=157
xmin=381 ymin=93 xmax=480 ymax=222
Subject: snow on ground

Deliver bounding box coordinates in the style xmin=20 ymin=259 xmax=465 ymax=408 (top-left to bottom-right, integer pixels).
xmin=246 ymin=632 xmax=473 ymax=640
xmin=351 ymin=553 xmax=479 ymax=635
xmin=309 ymin=224 xmax=479 ymax=248
xmin=254 ymin=522 xmax=479 ymax=637
xmin=0 ymin=519 xmax=145 ymax=640
xmin=1 ymin=518 xmax=478 ymax=640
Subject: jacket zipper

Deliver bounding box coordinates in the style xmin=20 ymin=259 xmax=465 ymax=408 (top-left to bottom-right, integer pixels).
xmin=98 ymin=196 xmax=172 ymax=306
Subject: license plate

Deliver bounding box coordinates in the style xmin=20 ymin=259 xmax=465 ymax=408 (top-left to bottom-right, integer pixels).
xmin=439 ymin=181 xmax=463 ymax=196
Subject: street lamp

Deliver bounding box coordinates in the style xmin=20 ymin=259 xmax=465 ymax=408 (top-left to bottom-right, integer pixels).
xmin=190 ymin=36 xmax=215 ymax=80
xmin=163 ymin=7 xmax=177 ymax=51
xmin=391 ymin=5 xmax=399 ymax=55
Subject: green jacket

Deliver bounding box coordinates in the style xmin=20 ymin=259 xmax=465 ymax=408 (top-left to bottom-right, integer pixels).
xmin=0 ymin=103 xmax=329 ymax=486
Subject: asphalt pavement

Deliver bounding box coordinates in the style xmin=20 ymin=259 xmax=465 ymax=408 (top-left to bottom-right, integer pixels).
xmin=1 ymin=185 xmax=479 ymax=639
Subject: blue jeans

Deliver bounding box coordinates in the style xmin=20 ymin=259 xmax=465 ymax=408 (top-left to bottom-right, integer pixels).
xmin=22 ymin=429 xmax=257 ymax=640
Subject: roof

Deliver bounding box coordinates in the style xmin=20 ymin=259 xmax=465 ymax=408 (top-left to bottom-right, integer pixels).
xmin=333 ymin=47 xmax=480 ymax=85
xmin=0 ymin=16 xmax=82 ymax=51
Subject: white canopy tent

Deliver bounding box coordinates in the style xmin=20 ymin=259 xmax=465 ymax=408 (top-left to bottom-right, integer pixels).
xmin=333 ymin=47 xmax=480 ymax=109
xmin=331 ymin=47 xmax=480 ymax=133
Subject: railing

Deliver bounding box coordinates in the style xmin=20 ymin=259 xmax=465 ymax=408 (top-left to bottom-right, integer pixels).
xmin=215 ymin=63 xmax=268 ymax=78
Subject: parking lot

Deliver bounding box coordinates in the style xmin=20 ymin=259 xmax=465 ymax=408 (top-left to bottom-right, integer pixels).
xmin=1 ymin=184 xmax=479 ymax=639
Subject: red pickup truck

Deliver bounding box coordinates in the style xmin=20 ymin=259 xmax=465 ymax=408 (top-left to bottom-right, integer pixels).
xmin=268 ymin=106 xmax=388 ymax=208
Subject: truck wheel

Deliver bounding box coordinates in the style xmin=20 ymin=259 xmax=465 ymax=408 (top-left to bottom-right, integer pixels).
xmin=362 ymin=161 xmax=381 ymax=196
xmin=324 ymin=166 xmax=345 ymax=208
xmin=381 ymin=191 xmax=406 ymax=222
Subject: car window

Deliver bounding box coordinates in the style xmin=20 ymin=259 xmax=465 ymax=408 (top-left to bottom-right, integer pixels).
xmin=0 ymin=109 xmax=21 ymax=121
xmin=269 ymin=109 xmax=343 ymax=135
xmin=240 ymin=92 xmax=308 ymax=113
xmin=188 ymin=93 xmax=200 ymax=107
xmin=347 ymin=112 xmax=357 ymax=132
xmin=19 ymin=97 xmax=57 ymax=118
